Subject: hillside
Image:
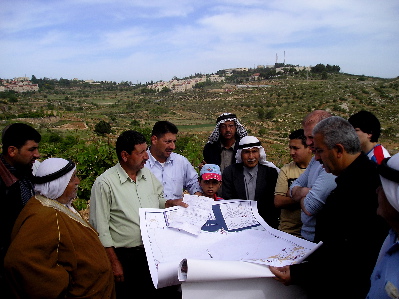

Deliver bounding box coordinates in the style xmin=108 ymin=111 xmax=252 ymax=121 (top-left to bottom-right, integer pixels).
xmin=1 ymin=72 xmax=399 ymax=204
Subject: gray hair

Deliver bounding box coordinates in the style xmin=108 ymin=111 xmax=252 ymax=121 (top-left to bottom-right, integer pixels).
xmin=313 ymin=116 xmax=361 ymax=155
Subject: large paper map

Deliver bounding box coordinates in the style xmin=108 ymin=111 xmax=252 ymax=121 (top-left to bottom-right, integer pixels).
xmin=140 ymin=200 xmax=321 ymax=289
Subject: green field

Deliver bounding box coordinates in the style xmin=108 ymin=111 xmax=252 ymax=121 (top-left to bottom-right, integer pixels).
xmin=1 ymin=72 xmax=398 ymax=209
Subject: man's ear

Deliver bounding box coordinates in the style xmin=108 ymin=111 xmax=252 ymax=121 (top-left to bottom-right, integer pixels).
xmin=367 ymin=132 xmax=373 ymax=141
xmin=151 ymin=135 xmax=157 ymax=145
xmin=7 ymin=146 xmax=18 ymax=157
xmin=335 ymin=144 xmax=345 ymax=157
xmin=120 ymin=150 xmax=129 ymax=162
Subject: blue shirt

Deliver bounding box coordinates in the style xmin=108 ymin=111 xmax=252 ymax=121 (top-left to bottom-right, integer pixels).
xmin=290 ymin=157 xmax=336 ymax=241
xmin=145 ymin=150 xmax=201 ymax=200
xmin=367 ymin=229 xmax=399 ymax=299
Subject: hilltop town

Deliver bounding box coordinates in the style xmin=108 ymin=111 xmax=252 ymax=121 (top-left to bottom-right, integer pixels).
xmin=147 ymin=65 xmax=312 ymax=93
xmin=1 ymin=64 xmax=315 ymax=94
xmin=0 ymin=77 xmax=39 ymax=93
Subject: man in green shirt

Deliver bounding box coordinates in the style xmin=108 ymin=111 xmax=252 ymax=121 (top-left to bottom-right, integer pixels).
xmin=90 ymin=130 xmax=185 ymax=299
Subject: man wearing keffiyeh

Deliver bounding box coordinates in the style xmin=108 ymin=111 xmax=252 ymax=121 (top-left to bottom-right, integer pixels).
xmin=202 ymin=113 xmax=248 ymax=173
xmin=0 ymin=123 xmax=41 ymax=297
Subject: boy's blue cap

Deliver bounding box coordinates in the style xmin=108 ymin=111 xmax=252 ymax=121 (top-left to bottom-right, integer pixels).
xmin=200 ymin=164 xmax=222 ymax=181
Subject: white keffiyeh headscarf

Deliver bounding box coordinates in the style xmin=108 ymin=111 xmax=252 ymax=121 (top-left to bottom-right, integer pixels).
xmin=207 ymin=113 xmax=247 ymax=144
xmin=34 ymin=158 xmax=76 ymax=200
xmin=378 ymin=153 xmax=399 ymax=212
xmin=235 ymin=136 xmax=280 ymax=172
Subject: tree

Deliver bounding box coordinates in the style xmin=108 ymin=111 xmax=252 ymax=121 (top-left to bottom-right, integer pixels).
xmin=94 ymin=120 xmax=112 ymax=135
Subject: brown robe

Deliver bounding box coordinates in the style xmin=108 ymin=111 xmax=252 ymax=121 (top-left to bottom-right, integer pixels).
xmin=4 ymin=195 xmax=115 ymax=299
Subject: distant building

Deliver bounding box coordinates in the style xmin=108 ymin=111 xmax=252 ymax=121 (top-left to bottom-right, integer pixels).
xmin=14 ymin=77 xmax=30 ymax=81
xmin=1 ymin=79 xmax=39 ymax=92
xmin=147 ymin=75 xmax=225 ymax=93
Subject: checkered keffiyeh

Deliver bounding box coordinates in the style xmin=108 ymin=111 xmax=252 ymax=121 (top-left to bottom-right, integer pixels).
xmin=207 ymin=113 xmax=247 ymax=144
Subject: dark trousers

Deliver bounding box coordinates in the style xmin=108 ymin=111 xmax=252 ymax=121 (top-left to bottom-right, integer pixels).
xmin=114 ymin=247 xmax=181 ymax=299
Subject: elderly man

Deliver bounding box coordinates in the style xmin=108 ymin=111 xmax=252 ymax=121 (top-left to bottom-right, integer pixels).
xmin=90 ymin=130 xmax=185 ymax=299
xmin=289 ymin=110 xmax=336 ymax=241
xmin=222 ymin=136 xmax=280 ymax=228
xmin=203 ymin=113 xmax=247 ymax=172
xmin=270 ymin=116 xmax=388 ymax=299
xmin=0 ymin=123 xmax=41 ymax=296
xmin=145 ymin=121 xmax=202 ymax=200
xmin=5 ymin=158 xmax=115 ymax=298
xmin=367 ymin=154 xmax=399 ymax=298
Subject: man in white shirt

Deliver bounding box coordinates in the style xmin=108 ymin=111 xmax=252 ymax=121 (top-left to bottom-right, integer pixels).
xmin=145 ymin=121 xmax=202 ymax=200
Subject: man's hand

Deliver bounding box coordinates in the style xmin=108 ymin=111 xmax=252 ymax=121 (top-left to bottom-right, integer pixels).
xmin=291 ymin=186 xmax=311 ymax=202
xmin=165 ymin=198 xmax=188 ymax=208
xmin=269 ymin=265 xmax=292 ymax=286
xmin=111 ymin=259 xmax=124 ymax=282
xmin=105 ymin=247 xmax=124 ymax=282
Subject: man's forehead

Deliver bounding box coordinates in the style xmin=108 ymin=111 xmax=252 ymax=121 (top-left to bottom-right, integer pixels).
xmin=304 ymin=123 xmax=316 ymax=134
xmin=160 ymin=133 xmax=177 ymax=140
xmin=220 ymin=120 xmax=235 ymax=126
xmin=23 ymin=140 xmax=39 ymax=147
xmin=242 ymin=147 xmax=259 ymax=151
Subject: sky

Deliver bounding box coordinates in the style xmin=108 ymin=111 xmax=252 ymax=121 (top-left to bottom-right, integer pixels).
xmin=1 ymin=0 xmax=399 ymax=83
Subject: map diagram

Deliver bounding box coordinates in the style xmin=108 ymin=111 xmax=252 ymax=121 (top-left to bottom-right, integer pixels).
xmin=140 ymin=200 xmax=321 ymax=288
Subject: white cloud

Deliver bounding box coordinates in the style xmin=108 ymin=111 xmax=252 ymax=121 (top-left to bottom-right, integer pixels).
xmin=1 ymin=0 xmax=398 ymax=80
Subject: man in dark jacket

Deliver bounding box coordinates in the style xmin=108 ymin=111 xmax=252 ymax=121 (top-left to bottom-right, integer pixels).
xmin=202 ymin=113 xmax=247 ymax=173
xmin=222 ymin=136 xmax=280 ymax=228
xmin=270 ymin=116 xmax=388 ymax=299
xmin=0 ymin=123 xmax=41 ymax=295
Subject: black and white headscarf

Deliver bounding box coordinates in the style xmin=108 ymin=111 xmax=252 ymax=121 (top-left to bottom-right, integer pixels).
xmin=34 ymin=158 xmax=76 ymax=200
xmin=207 ymin=113 xmax=247 ymax=144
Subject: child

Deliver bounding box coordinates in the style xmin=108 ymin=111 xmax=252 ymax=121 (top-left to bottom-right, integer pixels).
xmin=199 ymin=164 xmax=223 ymax=200
xmin=348 ymin=110 xmax=390 ymax=164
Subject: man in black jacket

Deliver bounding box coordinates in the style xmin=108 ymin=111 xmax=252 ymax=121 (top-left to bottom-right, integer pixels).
xmin=202 ymin=113 xmax=247 ymax=173
xmin=270 ymin=116 xmax=388 ymax=299
xmin=0 ymin=123 xmax=41 ymax=296
xmin=222 ymin=136 xmax=280 ymax=228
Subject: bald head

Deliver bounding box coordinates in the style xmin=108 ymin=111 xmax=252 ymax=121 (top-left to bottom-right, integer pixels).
xmin=302 ymin=110 xmax=332 ymax=127
xmin=302 ymin=110 xmax=332 ymax=152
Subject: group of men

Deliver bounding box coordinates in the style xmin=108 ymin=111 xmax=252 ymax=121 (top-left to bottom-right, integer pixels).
xmin=0 ymin=109 xmax=397 ymax=299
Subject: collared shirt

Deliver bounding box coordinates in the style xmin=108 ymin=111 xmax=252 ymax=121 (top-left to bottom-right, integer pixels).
xmin=220 ymin=142 xmax=235 ymax=172
xmin=367 ymin=229 xmax=399 ymax=299
xmin=290 ymin=157 xmax=336 ymax=241
xmin=145 ymin=150 xmax=201 ymax=200
xmin=243 ymin=164 xmax=258 ymax=202
xmin=89 ymin=163 xmax=166 ymax=248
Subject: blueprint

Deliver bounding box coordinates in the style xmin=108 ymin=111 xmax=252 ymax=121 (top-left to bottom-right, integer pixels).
xmin=139 ymin=200 xmax=322 ymax=289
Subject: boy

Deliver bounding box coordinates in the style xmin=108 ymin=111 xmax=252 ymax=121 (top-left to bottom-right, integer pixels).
xmin=199 ymin=164 xmax=223 ymax=200
xmin=348 ymin=110 xmax=390 ymax=164
xmin=274 ymin=129 xmax=313 ymax=237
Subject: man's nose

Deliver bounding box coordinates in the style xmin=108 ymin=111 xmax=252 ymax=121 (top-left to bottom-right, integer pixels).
xmin=33 ymin=149 xmax=40 ymax=158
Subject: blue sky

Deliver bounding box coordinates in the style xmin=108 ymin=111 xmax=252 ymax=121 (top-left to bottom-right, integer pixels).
xmin=1 ymin=0 xmax=398 ymax=83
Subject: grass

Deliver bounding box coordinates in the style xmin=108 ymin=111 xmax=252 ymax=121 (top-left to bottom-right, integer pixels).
xmin=1 ymin=72 xmax=399 ymax=205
